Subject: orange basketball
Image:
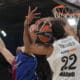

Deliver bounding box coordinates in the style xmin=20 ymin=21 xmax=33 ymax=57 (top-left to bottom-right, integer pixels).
xmin=38 ymin=25 xmax=52 ymax=43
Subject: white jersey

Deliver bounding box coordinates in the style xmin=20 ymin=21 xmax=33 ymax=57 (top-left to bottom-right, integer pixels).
xmin=47 ymin=36 xmax=80 ymax=80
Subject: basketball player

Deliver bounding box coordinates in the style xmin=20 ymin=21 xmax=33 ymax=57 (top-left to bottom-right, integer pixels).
xmin=0 ymin=6 xmax=41 ymax=80
xmin=47 ymin=19 xmax=80 ymax=80
xmin=0 ymin=6 xmax=40 ymax=80
xmin=0 ymin=6 xmax=53 ymax=80
xmin=21 ymin=7 xmax=54 ymax=80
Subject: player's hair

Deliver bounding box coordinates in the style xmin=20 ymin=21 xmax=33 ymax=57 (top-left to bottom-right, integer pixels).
xmin=51 ymin=19 xmax=66 ymax=39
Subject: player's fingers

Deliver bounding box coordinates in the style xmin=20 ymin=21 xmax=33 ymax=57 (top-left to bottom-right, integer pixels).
xmin=31 ymin=7 xmax=38 ymax=13
xmin=28 ymin=6 xmax=31 ymax=15
xmin=34 ymin=13 xmax=41 ymax=16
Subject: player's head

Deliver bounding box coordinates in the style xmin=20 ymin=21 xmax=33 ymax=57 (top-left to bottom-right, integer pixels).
xmin=51 ymin=19 xmax=66 ymax=40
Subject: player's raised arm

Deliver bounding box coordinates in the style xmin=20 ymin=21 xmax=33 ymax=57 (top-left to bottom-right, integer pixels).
xmin=0 ymin=37 xmax=15 ymax=65
xmin=23 ymin=6 xmax=40 ymax=54
xmin=64 ymin=23 xmax=79 ymax=41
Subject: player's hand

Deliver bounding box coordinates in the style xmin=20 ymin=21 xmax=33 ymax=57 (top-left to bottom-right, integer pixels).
xmin=35 ymin=17 xmax=53 ymax=27
xmin=16 ymin=46 xmax=25 ymax=53
xmin=64 ymin=23 xmax=76 ymax=35
xmin=24 ymin=6 xmax=40 ymax=28
xmin=64 ymin=23 xmax=79 ymax=41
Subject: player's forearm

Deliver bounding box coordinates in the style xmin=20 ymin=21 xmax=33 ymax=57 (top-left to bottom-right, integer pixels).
xmin=23 ymin=26 xmax=32 ymax=53
xmin=68 ymin=30 xmax=79 ymax=41
xmin=23 ymin=16 xmax=33 ymax=53
xmin=30 ymin=44 xmax=53 ymax=56
xmin=0 ymin=48 xmax=15 ymax=65
xmin=64 ymin=25 xmax=79 ymax=41
xmin=0 ymin=38 xmax=6 ymax=48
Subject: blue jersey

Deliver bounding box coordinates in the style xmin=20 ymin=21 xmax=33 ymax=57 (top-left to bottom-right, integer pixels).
xmin=16 ymin=52 xmax=38 ymax=80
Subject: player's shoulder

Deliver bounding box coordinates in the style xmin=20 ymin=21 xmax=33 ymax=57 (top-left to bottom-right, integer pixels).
xmin=54 ymin=36 xmax=79 ymax=44
xmin=53 ymin=36 xmax=72 ymax=46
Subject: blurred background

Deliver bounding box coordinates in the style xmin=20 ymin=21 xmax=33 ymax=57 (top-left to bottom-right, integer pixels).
xmin=0 ymin=0 xmax=80 ymax=80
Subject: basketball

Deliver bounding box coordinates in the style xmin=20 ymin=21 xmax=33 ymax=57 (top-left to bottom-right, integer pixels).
xmin=36 ymin=22 xmax=53 ymax=43
xmin=39 ymin=25 xmax=52 ymax=43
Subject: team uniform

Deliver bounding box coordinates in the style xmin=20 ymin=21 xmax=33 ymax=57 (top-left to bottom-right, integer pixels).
xmin=14 ymin=52 xmax=38 ymax=80
xmin=47 ymin=36 xmax=80 ymax=80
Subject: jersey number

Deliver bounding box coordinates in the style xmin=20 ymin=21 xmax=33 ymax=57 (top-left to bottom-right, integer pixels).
xmin=61 ymin=54 xmax=77 ymax=71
